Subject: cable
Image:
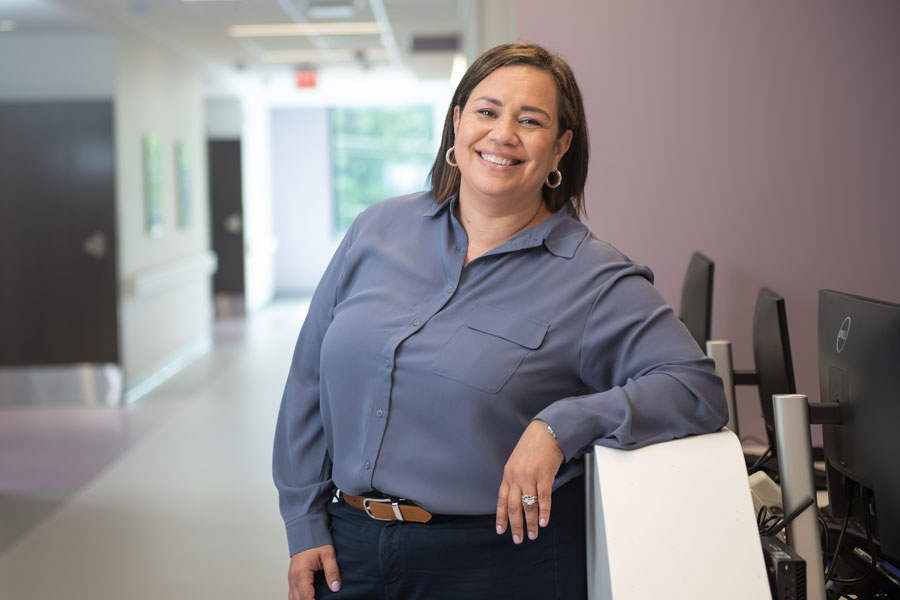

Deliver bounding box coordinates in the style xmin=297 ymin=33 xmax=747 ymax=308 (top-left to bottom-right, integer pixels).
xmin=824 ymin=495 xmax=853 ymax=582
xmin=757 ymin=504 xmax=780 ymax=534
xmin=824 ymin=488 xmax=878 ymax=586
xmin=819 ymin=514 xmax=830 ymax=558
xmin=763 ymin=496 xmax=815 ymax=537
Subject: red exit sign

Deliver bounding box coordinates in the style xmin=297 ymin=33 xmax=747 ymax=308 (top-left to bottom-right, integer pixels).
xmin=295 ymin=70 xmax=317 ymax=88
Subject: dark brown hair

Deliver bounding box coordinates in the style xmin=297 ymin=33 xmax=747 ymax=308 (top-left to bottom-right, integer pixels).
xmin=429 ymin=42 xmax=589 ymax=219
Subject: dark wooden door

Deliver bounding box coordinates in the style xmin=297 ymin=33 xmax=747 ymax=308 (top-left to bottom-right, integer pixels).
xmin=208 ymin=140 xmax=245 ymax=298
xmin=0 ymin=101 xmax=119 ymax=365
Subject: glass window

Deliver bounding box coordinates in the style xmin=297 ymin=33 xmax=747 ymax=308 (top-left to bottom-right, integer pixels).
xmin=330 ymin=106 xmax=436 ymax=233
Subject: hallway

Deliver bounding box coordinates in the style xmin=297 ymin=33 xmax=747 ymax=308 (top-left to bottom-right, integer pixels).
xmin=0 ymin=300 xmax=309 ymax=598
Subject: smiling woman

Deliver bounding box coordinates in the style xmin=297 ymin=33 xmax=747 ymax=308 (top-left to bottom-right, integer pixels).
xmin=451 ymin=66 xmax=571 ymax=223
xmin=430 ymin=43 xmax=589 ymax=219
xmin=273 ymin=42 xmax=727 ymax=600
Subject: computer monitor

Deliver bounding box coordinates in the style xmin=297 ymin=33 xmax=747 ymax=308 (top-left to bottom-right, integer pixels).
xmin=679 ymin=252 xmax=714 ymax=348
xmin=818 ymin=289 xmax=900 ymax=565
xmin=753 ymin=288 xmax=797 ymax=454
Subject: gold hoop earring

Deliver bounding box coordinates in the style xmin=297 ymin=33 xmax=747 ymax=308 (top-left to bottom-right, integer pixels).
xmin=445 ymin=146 xmax=458 ymax=167
xmin=546 ymin=170 xmax=562 ymax=189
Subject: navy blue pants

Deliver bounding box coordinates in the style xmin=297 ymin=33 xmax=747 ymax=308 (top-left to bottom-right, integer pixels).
xmin=314 ymin=477 xmax=587 ymax=600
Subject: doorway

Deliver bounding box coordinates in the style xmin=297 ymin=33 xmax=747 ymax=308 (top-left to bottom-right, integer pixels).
xmin=207 ymin=139 xmax=246 ymax=318
xmin=0 ymin=101 xmax=119 ymax=367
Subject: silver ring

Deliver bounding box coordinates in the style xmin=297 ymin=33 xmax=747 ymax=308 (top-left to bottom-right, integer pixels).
xmin=521 ymin=494 xmax=538 ymax=506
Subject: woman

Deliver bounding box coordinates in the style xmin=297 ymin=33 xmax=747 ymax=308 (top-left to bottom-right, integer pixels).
xmin=274 ymin=43 xmax=727 ymax=600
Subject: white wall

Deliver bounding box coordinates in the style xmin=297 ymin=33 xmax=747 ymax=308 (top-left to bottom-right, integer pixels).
xmin=459 ymin=0 xmax=517 ymax=66
xmin=114 ymin=28 xmax=214 ymax=385
xmin=206 ymin=98 xmax=242 ymax=140
xmin=240 ymin=90 xmax=276 ymax=312
xmin=270 ymin=108 xmax=337 ymax=295
xmin=517 ymin=0 xmax=900 ymax=443
xmin=0 ymin=33 xmax=114 ymax=100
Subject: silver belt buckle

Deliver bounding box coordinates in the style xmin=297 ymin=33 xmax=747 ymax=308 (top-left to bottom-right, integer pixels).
xmin=362 ymin=497 xmax=405 ymax=521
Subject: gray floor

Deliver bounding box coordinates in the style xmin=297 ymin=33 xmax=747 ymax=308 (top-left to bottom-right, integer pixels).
xmin=0 ymin=299 xmax=309 ymax=599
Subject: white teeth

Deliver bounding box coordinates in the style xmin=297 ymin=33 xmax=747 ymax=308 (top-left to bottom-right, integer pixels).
xmin=479 ymin=152 xmax=519 ymax=166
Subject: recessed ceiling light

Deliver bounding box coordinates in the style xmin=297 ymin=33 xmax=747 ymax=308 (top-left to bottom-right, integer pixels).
xmin=228 ymin=22 xmax=382 ymax=38
xmin=264 ymin=47 xmax=389 ymax=63
xmin=306 ymin=0 xmax=357 ymax=19
xmin=0 ymin=20 xmax=16 ymax=32
xmin=307 ymin=6 xmax=356 ymax=19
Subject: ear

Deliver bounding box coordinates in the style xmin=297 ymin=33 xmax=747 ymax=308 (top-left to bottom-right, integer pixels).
xmin=553 ymin=129 xmax=574 ymax=166
xmin=452 ymin=105 xmax=461 ymax=136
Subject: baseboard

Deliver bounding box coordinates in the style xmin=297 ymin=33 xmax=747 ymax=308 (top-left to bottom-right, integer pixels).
xmin=123 ymin=337 xmax=212 ymax=404
xmin=0 ymin=363 xmax=123 ymax=407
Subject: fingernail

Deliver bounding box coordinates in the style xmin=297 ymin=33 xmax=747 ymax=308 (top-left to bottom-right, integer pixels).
xmin=513 ymin=534 xmax=521 ymax=544
xmin=330 ymin=581 xmax=341 ymax=592
xmin=528 ymin=531 xmax=536 ymax=540
xmin=539 ymin=518 xmax=547 ymax=527
xmin=496 ymin=525 xmax=503 ymax=534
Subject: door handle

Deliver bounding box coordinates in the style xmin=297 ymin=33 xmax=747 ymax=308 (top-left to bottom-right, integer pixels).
xmin=223 ymin=213 xmax=242 ymax=235
xmin=82 ymin=230 xmax=107 ymax=260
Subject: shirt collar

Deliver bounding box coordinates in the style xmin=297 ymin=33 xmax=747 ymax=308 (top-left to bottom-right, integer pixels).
xmin=512 ymin=202 xmax=586 ymax=259
xmin=422 ymin=194 xmax=587 ymax=259
xmin=422 ymin=194 xmax=452 ymax=218
xmin=538 ymin=203 xmax=588 ymax=258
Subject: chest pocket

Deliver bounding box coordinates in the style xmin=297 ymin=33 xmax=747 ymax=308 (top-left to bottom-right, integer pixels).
xmin=432 ymin=302 xmax=549 ymax=393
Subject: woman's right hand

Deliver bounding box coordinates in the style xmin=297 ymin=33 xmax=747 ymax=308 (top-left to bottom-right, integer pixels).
xmin=288 ymin=544 xmax=341 ymax=600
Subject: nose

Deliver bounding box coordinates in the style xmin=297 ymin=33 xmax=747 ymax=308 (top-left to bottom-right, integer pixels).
xmin=489 ymin=114 xmax=518 ymax=145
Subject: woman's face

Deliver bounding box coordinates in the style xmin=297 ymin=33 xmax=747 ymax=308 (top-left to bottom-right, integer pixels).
xmin=452 ymin=65 xmax=573 ymax=212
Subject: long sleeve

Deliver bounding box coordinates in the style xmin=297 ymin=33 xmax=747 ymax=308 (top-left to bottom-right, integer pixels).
xmin=272 ymin=220 xmax=357 ymax=557
xmin=534 ymin=265 xmax=728 ymax=461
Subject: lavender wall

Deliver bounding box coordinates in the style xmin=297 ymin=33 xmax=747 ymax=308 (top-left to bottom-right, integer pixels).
xmin=518 ymin=0 xmax=900 ymax=442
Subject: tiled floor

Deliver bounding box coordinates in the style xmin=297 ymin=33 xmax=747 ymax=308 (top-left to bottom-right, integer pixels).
xmin=0 ymin=299 xmax=309 ymax=599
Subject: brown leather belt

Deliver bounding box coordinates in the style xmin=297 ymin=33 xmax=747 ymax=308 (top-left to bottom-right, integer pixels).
xmin=341 ymin=493 xmax=433 ymax=523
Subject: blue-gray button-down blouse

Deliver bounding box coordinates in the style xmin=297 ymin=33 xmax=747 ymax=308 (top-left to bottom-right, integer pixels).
xmin=273 ymin=191 xmax=727 ymax=556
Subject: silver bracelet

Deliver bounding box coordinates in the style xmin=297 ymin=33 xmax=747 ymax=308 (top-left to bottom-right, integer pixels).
xmin=546 ymin=424 xmax=557 ymax=439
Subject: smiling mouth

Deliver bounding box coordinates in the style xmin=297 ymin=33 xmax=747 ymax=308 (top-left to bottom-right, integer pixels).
xmin=477 ymin=151 xmax=522 ymax=166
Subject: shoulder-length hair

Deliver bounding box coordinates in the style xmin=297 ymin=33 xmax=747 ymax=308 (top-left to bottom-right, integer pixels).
xmin=429 ymin=42 xmax=589 ymax=219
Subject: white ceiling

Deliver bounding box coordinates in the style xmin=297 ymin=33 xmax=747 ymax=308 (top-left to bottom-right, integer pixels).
xmin=0 ymin=0 xmax=474 ymax=82
xmin=0 ymin=0 xmax=100 ymax=32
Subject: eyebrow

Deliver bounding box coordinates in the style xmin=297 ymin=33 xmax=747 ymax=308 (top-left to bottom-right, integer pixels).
xmin=473 ymin=96 xmax=553 ymax=121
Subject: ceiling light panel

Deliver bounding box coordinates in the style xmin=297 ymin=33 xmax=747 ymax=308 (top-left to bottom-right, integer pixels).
xmin=228 ymin=21 xmax=382 ymax=37
xmin=264 ymin=47 xmax=389 ymax=63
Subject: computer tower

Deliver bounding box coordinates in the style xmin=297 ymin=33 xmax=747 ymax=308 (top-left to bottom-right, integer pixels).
xmin=762 ymin=535 xmax=806 ymax=600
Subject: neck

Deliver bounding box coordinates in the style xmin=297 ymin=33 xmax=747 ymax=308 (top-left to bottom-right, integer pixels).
xmin=456 ymin=194 xmax=550 ymax=265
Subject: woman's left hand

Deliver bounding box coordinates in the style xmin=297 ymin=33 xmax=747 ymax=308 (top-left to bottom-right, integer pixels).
xmin=496 ymin=419 xmax=564 ymax=544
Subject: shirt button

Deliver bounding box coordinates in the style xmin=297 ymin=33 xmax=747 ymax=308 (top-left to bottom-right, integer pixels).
xmin=384 ymin=359 xmax=391 ymax=367
xmin=364 ymin=461 xmax=371 ymax=470
xmin=412 ymin=319 xmax=420 ymax=326
xmin=376 ymin=409 xmax=384 ymax=418
xmin=446 ymin=285 xmax=454 ymax=293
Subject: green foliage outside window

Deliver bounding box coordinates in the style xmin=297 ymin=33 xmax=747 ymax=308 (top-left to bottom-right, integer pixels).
xmin=330 ymin=106 xmax=436 ymax=233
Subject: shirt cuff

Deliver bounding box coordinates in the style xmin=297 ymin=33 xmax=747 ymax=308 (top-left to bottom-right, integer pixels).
xmin=285 ymin=508 xmax=333 ymax=557
xmin=533 ymin=402 xmax=603 ymax=462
